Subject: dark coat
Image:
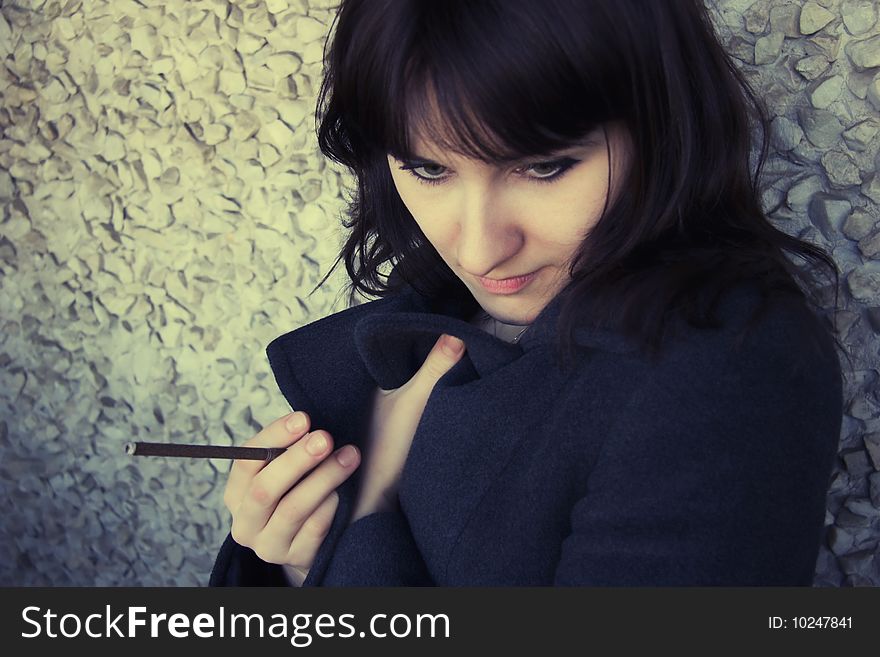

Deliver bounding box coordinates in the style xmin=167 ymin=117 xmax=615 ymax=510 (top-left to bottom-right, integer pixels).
xmin=210 ymin=274 xmax=843 ymax=586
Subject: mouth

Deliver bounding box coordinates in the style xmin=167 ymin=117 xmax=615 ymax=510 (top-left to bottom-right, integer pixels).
xmin=475 ymin=270 xmax=538 ymax=295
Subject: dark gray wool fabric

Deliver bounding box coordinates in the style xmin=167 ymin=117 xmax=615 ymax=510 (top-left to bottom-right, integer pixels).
xmin=210 ymin=272 xmax=843 ymax=586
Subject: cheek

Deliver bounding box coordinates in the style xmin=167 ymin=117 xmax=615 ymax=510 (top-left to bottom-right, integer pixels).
xmin=390 ymin=175 xmax=452 ymax=245
xmin=521 ymin=183 xmax=608 ymax=250
xmin=554 ymin=164 xmax=612 ymax=240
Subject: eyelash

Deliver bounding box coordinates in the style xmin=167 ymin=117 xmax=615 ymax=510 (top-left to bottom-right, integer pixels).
xmin=397 ymin=157 xmax=582 ymax=187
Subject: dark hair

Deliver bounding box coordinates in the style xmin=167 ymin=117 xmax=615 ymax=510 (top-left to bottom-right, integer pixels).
xmin=310 ymin=0 xmax=848 ymax=373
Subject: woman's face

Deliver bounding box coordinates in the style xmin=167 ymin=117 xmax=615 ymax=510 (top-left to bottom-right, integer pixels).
xmin=387 ymin=121 xmax=632 ymax=325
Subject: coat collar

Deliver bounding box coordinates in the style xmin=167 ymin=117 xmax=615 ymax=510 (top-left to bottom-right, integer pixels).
xmin=353 ymin=274 xmax=640 ymax=390
xmin=265 ymin=271 xmax=642 ymax=436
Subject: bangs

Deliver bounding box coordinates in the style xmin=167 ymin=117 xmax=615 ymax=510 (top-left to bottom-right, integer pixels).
xmin=345 ymin=0 xmax=625 ymax=165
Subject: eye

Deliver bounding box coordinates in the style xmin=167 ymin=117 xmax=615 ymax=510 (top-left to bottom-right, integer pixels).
xmin=399 ymin=162 xmax=449 ymax=186
xmin=526 ymin=162 xmax=561 ymax=177
xmin=396 ymin=157 xmax=581 ymax=186
xmin=519 ymin=158 xmax=581 ymax=183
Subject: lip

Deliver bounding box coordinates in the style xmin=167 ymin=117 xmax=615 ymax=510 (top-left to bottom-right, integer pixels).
xmin=476 ymin=270 xmax=538 ymax=294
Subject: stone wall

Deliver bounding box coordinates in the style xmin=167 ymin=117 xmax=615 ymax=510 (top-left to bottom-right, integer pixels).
xmin=711 ymin=0 xmax=880 ymax=586
xmin=0 ymin=0 xmax=877 ymax=586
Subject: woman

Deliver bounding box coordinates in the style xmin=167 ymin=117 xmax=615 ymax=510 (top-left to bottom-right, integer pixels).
xmin=210 ymin=0 xmax=847 ymax=586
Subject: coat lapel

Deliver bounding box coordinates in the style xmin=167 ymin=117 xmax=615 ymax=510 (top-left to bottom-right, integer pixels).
xmin=266 ymin=275 xmax=641 ymax=456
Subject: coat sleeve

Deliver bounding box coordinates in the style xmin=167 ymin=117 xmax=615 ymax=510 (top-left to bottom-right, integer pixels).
xmin=209 ymin=533 xmax=289 ymax=586
xmin=316 ymin=509 xmax=434 ymax=586
xmin=553 ymin=309 xmax=844 ymax=586
xmin=208 ymin=509 xmax=433 ymax=586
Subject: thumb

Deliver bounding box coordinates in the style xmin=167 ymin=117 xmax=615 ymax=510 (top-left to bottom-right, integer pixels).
xmin=418 ymin=333 xmax=466 ymax=381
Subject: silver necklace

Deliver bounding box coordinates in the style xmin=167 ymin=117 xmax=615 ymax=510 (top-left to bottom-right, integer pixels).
xmin=508 ymin=323 xmax=529 ymax=344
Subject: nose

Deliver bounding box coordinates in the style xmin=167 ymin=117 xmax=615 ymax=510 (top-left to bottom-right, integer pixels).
xmin=454 ymin=187 xmax=523 ymax=277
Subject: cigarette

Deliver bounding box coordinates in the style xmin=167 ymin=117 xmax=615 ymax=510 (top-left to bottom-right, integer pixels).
xmin=124 ymin=442 xmax=287 ymax=462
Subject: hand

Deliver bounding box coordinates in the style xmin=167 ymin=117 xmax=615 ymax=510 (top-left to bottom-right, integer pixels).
xmin=222 ymin=411 xmax=361 ymax=585
xmin=349 ymin=333 xmax=466 ymax=524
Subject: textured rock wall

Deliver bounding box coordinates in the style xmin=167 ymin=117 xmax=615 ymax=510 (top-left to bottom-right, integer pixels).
xmin=0 ymin=0 xmax=351 ymax=586
xmin=711 ymin=0 xmax=880 ymax=586
xmin=0 ymin=0 xmax=877 ymax=586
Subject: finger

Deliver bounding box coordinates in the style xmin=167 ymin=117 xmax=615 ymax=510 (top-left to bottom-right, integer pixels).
xmin=224 ymin=411 xmax=311 ymax=511
xmin=413 ymin=333 xmax=466 ymax=385
xmin=258 ymin=444 xmax=360 ymax=554
xmin=231 ymin=429 xmax=337 ymax=543
xmin=284 ymin=491 xmax=340 ymax=569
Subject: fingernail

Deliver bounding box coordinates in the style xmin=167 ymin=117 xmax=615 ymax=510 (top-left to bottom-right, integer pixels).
xmin=442 ymin=334 xmax=464 ymax=356
xmin=285 ymin=412 xmax=306 ymax=432
xmin=335 ymin=445 xmax=357 ymax=467
xmin=305 ymin=432 xmax=327 ymax=455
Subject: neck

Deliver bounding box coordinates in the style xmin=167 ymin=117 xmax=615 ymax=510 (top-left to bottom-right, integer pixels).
xmin=470 ymin=311 xmax=530 ymax=343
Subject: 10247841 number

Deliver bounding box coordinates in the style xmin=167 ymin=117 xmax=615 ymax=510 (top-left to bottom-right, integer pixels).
xmin=768 ymin=616 xmax=852 ymax=629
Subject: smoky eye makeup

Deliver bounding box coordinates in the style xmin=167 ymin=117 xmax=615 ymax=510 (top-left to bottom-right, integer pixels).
xmin=395 ymin=155 xmax=584 ymax=186
xmin=387 ymin=127 xmax=608 ymax=186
